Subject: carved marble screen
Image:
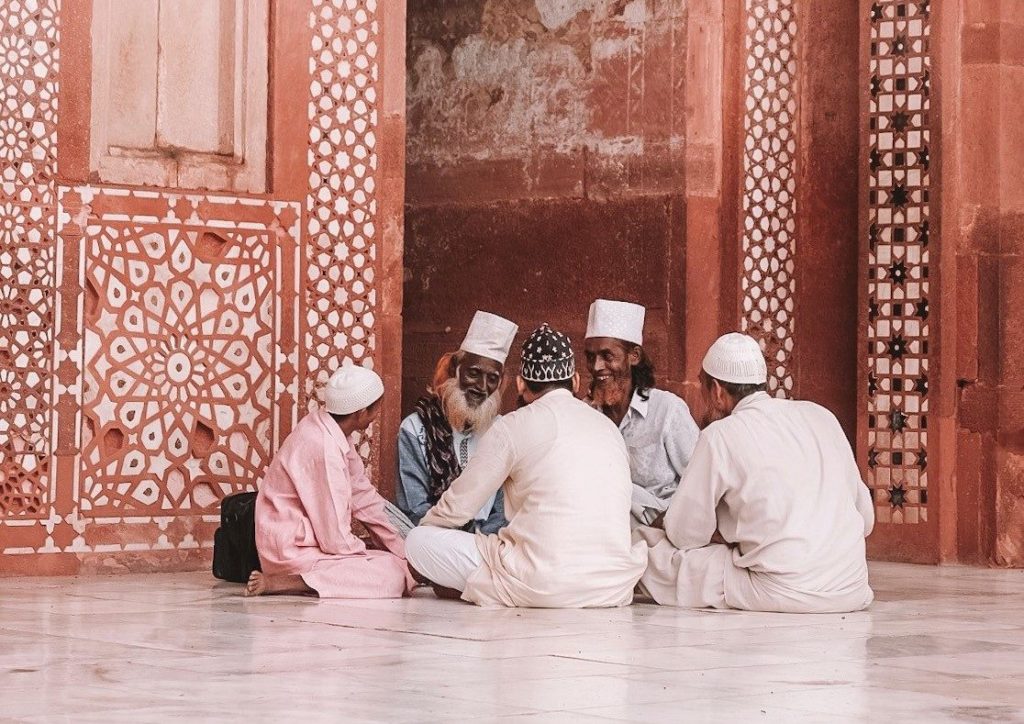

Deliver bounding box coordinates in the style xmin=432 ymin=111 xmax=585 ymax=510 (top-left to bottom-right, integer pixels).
xmin=739 ymin=0 xmax=798 ymax=397
xmin=0 ymin=0 xmax=385 ymax=572
xmin=863 ymin=0 xmax=932 ymax=525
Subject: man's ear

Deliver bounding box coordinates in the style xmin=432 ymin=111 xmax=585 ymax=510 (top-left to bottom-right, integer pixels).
xmin=627 ymin=345 xmax=642 ymax=366
xmin=448 ymin=352 xmax=460 ymax=379
xmin=571 ymin=372 xmax=581 ymax=395
xmin=515 ymin=376 xmax=527 ymax=396
xmin=712 ymin=379 xmax=727 ymax=409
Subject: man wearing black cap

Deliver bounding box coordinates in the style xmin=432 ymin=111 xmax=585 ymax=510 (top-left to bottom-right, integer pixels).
xmin=404 ymin=324 xmax=647 ymax=608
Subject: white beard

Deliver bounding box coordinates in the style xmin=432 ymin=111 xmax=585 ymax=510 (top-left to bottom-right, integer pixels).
xmin=437 ymin=377 xmax=500 ymax=434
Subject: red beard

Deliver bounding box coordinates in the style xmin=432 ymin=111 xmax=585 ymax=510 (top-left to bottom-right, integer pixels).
xmin=590 ymin=373 xmax=631 ymax=410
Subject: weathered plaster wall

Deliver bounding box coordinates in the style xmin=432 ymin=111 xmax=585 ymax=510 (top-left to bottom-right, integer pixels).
xmin=403 ymin=0 xmax=690 ymax=414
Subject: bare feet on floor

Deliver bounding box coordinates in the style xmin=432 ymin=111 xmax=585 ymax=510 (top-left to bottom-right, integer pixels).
xmin=244 ymin=571 xmax=314 ymax=597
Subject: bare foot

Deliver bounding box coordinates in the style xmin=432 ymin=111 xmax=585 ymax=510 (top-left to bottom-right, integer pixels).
xmin=243 ymin=571 xmax=314 ymax=597
xmin=244 ymin=571 xmax=267 ymax=597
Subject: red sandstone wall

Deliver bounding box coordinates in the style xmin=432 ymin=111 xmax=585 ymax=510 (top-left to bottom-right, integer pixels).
xmin=403 ymin=0 xmax=690 ymax=414
xmin=952 ymin=0 xmax=1024 ymax=566
xmin=0 ymin=2 xmax=405 ymax=574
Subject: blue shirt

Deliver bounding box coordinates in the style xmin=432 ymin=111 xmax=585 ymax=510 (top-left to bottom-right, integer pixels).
xmin=396 ymin=412 xmax=507 ymax=534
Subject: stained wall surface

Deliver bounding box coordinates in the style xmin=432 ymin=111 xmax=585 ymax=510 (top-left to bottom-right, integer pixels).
xmin=0 ymin=0 xmax=405 ymax=575
xmin=402 ymin=0 xmax=692 ymax=415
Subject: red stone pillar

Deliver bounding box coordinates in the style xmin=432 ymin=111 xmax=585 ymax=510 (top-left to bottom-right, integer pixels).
xmin=951 ymin=0 xmax=1024 ymax=566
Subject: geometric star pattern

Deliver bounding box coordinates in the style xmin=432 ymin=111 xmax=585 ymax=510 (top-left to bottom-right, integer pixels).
xmin=864 ymin=0 xmax=932 ymax=525
xmin=739 ymin=0 xmax=798 ymax=398
xmin=74 ymin=193 xmax=295 ymax=516
xmin=305 ymin=0 xmax=382 ymax=463
xmin=0 ymin=0 xmax=59 ymax=526
xmin=1 ymin=1 xmax=385 ymax=564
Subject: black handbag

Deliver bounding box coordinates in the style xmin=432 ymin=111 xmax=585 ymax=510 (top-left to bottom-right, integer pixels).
xmin=212 ymin=491 xmax=262 ymax=583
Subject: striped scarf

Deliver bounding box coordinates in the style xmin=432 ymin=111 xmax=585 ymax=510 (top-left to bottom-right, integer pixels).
xmin=414 ymin=394 xmax=462 ymax=503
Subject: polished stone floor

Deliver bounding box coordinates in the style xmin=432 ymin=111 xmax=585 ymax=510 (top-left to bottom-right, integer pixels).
xmin=2 ymin=562 xmax=1024 ymax=722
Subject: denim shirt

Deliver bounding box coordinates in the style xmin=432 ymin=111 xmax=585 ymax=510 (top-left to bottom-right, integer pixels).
xmin=396 ymin=412 xmax=508 ymax=534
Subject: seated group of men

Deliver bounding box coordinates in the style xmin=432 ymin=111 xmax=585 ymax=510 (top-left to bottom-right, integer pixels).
xmin=246 ymin=300 xmax=875 ymax=614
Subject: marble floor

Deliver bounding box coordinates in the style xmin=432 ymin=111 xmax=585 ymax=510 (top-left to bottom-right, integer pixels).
xmin=2 ymin=562 xmax=1024 ymax=723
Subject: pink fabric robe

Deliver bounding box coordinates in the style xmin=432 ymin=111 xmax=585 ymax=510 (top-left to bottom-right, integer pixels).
xmin=255 ymin=409 xmax=413 ymax=598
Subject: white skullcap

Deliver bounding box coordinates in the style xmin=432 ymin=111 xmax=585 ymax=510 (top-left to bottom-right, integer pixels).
xmin=460 ymin=311 xmax=518 ymax=364
xmin=585 ymin=299 xmax=645 ymax=346
xmin=701 ymin=333 xmax=767 ymax=385
xmin=324 ymin=365 xmax=384 ymax=415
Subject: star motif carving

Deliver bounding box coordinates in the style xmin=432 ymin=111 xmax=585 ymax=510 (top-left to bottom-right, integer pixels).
xmin=891 ymin=111 xmax=910 ymax=133
xmin=868 ymin=372 xmax=879 ymax=397
xmin=914 ymin=375 xmax=928 ymax=394
xmin=890 ymin=409 xmax=908 ymax=433
xmin=888 ymin=334 xmax=908 ymax=359
xmin=915 ymin=300 xmax=929 ymax=319
xmin=888 ymin=483 xmax=908 ymax=508
xmin=889 ymin=260 xmax=908 ymax=285
xmin=891 ymin=183 xmax=909 ymax=207
xmin=891 ymin=35 xmax=907 ymax=55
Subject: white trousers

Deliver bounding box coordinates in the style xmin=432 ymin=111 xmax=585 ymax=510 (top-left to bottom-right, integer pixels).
xmin=405 ymin=526 xmax=483 ymax=591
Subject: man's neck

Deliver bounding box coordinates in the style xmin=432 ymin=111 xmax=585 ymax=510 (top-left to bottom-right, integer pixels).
xmin=602 ymin=384 xmax=635 ymax=427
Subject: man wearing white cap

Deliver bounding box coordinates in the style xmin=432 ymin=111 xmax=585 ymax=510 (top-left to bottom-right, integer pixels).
xmin=397 ymin=311 xmax=518 ymax=535
xmin=404 ymin=323 xmax=647 ymax=608
xmin=584 ymin=299 xmax=700 ymax=527
xmin=246 ymin=365 xmax=414 ymax=598
xmin=635 ymin=333 xmax=875 ymax=613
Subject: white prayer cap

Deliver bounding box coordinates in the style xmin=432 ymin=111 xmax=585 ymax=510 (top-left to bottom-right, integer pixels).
xmin=324 ymin=365 xmax=384 ymax=415
xmin=701 ymin=333 xmax=768 ymax=385
xmin=460 ymin=311 xmax=518 ymax=365
xmin=585 ymin=299 xmax=645 ymax=346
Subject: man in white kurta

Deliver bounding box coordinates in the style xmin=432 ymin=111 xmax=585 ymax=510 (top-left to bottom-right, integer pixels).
xmin=636 ymin=333 xmax=875 ymax=613
xmin=405 ymin=323 xmax=647 ymax=608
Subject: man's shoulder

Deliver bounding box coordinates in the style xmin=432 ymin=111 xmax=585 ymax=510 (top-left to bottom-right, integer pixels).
xmin=647 ymin=387 xmax=693 ymax=414
xmin=399 ymin=410 xmax=426 ymax=435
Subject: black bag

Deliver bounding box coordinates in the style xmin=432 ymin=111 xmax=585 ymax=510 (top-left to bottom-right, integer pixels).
xmin=212 ymin=491 xmax=261 ymax=583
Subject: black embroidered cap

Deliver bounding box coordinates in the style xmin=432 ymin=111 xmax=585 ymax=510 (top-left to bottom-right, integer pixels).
xmin=520 ymin=323 xmax=575 ymax=383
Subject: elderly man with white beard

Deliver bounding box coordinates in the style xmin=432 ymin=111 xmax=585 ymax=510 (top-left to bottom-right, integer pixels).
xmin=584 ymin=299 xmax=700 ymax=527
xmin=396 ymin=311 xmax=518 ymax=535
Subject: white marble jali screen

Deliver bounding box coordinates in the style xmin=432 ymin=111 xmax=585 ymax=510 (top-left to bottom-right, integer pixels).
xmin=739 ymin=0 xmax=798 ymax=397
xmin=305 ymin=0 xmax=381 ymax=462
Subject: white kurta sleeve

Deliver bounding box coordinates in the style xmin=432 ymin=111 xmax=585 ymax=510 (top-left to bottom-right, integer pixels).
xmin=662 ymin=430 xmax=723 ymax=552
xmin=421 ymin=420 xmax=515 ymax=529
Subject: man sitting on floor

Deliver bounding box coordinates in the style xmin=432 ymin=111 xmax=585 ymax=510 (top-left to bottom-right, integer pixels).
xmin=246 ymin=365 xmax=414 ymax=598
xmin=397 ymin=310 xmax=518 ymax=535
xmin=584 ymin=299 xmax=700 ymax=527
xmin=404 ymin=323 xmax=647 ymax=608
xmin=636 ymin=333 xmax=875 ymax=613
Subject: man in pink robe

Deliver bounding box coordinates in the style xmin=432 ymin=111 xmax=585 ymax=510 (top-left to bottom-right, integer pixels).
xmin=245 ymin=366 xmax=414 ymax=598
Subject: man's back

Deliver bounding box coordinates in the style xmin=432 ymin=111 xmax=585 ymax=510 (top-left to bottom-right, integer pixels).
xmin=424 ymin=388 xmax=647 ymax=607
xmin=498 ymin=389 xmax=637 ymax=567
xmin=702 ymin=392 xmax=873 ymax=582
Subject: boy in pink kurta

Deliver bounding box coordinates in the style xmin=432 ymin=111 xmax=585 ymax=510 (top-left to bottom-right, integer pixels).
xmin=249 ymin=366 xmax=413 ymax=598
